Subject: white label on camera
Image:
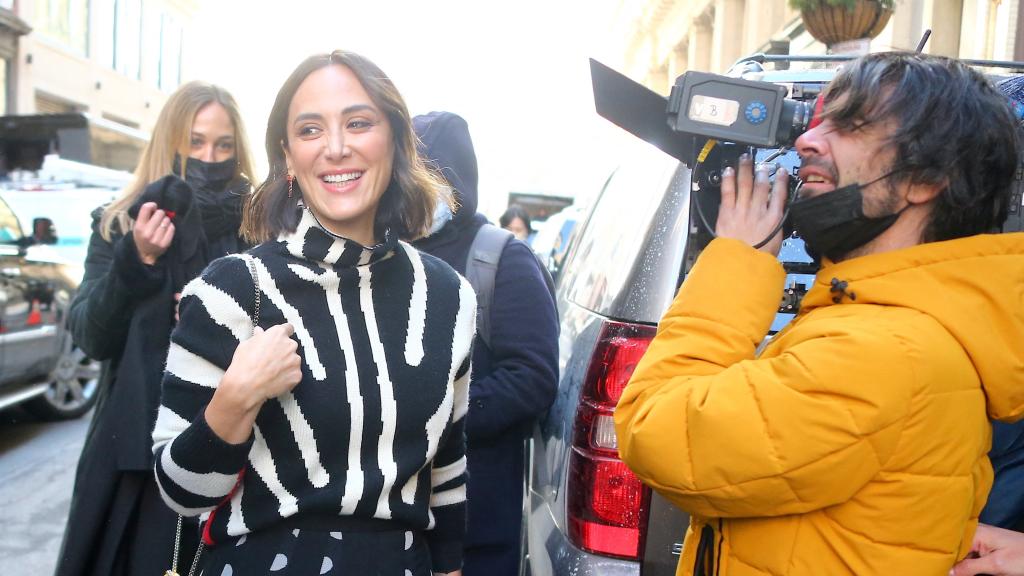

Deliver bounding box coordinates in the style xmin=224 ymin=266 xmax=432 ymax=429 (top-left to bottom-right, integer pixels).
xmin=689 ymin=95 xmax=739 ymax=127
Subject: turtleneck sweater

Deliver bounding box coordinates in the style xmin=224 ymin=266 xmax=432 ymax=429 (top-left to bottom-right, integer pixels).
xmin=151 ymin=209 xmax=475 ymax=572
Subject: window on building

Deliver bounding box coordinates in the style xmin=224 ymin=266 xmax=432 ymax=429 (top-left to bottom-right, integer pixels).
xmin=159 ymin=14 xmax=182 ymax=92
xmin=34 ymin=0 xmax=90 ymax=55
xmin=92 ymin=0 xmax=115 ymax=70
xmin=141 ymin=5 xmax=161 ymax=84
xmin=113 ymin=0 xmax=141 ymax=79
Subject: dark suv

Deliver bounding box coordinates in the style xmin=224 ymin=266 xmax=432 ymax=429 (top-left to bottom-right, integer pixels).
xmin=0 ymin=192 xmax=99 ymax=419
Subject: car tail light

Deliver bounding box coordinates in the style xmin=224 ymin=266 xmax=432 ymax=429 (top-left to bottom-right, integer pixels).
xmin=568 ymin=321 xmax=656 ymax=560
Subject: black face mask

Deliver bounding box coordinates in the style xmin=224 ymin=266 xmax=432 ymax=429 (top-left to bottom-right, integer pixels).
xmin=173 ymin=155 xmax=237 ymax=193
xmin=172 ymin=155 xmax=246 ymax=239
xmin=790 ymin=172 xmax=906 ymax=262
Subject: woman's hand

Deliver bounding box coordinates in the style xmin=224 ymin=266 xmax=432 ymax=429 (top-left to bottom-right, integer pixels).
xmin=133 ymin=202 xmax=175 ymax=265
xmin=205 ymin=323 xmax=303 ymax=444
xmin=715 ymin=154 xmax=788 ymax=256
xmin=951 ymin=524 xmax=1024 ymax=576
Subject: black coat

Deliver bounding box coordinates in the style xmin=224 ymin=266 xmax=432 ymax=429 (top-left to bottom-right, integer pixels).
xmin=413 ymin=112 xmax=559 ymax=575
xmin=55 ymin=176 xmax=245 ymax=576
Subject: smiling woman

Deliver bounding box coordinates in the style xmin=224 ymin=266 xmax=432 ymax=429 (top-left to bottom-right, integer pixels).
xmin=150 ymin=51 xmax=474 ymax=576
xmin=242 ymin=51 xmax=443 ymax=246
xmin=283 ymin=65 xmax=395 ymax=245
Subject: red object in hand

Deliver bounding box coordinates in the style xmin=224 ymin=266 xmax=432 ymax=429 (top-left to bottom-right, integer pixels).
xmin=164 ymin=210 xmax=177 ymax=221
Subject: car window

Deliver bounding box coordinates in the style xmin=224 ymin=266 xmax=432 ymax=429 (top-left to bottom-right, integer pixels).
xmin=561 ymin=144 xmax=682 ymax=320
xmin=0 ymin=196 xmax=24 ymax=243
xmin=1 ymin=188 xmax=116 ymax=263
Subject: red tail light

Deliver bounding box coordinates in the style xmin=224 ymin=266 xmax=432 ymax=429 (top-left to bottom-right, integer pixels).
xmin=567 ymin=321 xmax=656 ymax=560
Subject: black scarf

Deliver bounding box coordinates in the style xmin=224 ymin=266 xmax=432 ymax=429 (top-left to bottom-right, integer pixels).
xmin=111 ymin=173 xmax=247 ymax=470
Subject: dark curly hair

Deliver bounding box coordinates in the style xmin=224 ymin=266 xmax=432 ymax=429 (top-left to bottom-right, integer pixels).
xmin=821 ymin=51 xmax=1020 ymax=242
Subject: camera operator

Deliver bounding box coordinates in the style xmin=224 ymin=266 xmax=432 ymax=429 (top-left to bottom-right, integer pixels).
xmin=614 ymin=51 xmax=1024 ymax=576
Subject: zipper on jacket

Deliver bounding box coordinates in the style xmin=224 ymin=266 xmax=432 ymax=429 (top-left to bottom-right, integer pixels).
xmin=715 ymin=518 xmax=724 ymax=576
xmin=693 ymin=523 xmax=716 ymax=576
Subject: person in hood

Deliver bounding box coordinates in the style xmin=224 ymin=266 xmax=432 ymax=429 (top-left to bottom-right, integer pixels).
xmin=55 ymin=81 xmax=257 ymax=576
xmin=615 ymin=51 xmax=1024 ymax=576
xmin=412 ymin=111 xmax=558 ymax=576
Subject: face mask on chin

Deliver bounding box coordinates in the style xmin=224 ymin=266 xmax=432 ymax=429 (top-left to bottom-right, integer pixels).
xmin=426 ymin=186 xmax=455 ymax=236
xmin=789 ymin=170 xmax=908 ymax=263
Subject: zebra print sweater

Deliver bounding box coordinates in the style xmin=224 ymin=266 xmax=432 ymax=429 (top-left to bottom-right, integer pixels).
xmin=151 ymin=209 xmax=475 ymax=572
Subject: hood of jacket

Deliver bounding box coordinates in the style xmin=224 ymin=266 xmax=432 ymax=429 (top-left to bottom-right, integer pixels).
xmin=413 ymin=111 xmax=479 ymax=232
xmin=799 ymin=232 xmax=1024 ymax=421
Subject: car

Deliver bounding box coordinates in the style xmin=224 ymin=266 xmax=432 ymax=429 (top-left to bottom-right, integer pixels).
xmin=0 ymin=156 xmax=123 ymax=420
xmin=530 ymin=204 xmax=587 ymax=286
xmin=520 ymin=53 xmax=1024 ymax=576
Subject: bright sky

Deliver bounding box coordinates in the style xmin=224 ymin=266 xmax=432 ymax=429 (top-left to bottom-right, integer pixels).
xmin=183 ymin=0 xmax=635 ymax=219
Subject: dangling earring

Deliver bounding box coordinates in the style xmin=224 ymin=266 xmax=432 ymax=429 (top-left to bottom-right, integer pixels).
xmin=287 ymin=174 xmax=294 ymax=198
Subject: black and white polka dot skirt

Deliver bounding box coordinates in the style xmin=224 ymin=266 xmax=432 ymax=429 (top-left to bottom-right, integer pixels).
xmin=197 ymin=518 xmax=432 ymax=576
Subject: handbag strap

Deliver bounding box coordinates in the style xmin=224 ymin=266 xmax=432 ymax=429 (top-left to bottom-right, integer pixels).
xmin=168 ymin=255 xmax=261 ymax=576
xmin=245 ymin=255 xmax=261 ymax=330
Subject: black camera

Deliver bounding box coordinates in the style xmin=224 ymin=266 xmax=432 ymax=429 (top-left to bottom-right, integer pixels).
xmin=667 ymin=71 xmax=813 ymax=149
xmin=590 ymin=58 xmax=819 ymax=167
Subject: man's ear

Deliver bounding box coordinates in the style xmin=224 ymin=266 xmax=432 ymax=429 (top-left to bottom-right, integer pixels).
xmin=907 ymin=179 xmax=946 ymax=205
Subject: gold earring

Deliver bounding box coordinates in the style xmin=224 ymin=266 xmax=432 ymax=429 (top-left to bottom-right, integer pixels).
xmin=287 ymin=174 xmax=294 ymax=198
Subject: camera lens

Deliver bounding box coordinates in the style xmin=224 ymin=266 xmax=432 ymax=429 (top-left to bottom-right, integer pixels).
xmin=777 ymin=99 xmax=813 ymax=147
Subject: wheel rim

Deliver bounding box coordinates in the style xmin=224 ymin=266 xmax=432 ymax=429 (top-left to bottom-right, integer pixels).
xmin=45 ymin=338 xmax=101 ymax=412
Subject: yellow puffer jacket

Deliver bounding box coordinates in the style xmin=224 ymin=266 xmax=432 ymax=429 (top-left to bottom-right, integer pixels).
xmin=615 ymin=234 xmax=1024 ymax=576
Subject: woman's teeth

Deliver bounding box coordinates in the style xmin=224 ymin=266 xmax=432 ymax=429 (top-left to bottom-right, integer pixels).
xmin=322 ymin=172 xmax=363 ymax=184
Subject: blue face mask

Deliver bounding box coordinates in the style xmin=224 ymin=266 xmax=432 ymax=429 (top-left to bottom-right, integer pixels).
xmin=428 ymin=187 xmax=455 ymax=236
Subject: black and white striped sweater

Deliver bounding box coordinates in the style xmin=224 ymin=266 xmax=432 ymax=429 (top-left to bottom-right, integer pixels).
xmin=151 ymin=209 xmax=475 ymax=572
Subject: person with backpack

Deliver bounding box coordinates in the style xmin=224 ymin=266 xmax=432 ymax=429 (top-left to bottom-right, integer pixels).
xmin=412 ymin=111 xmax=559 ymax=576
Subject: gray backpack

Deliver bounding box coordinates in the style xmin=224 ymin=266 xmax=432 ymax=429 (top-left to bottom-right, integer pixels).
xmin=464 ymin=223 xmax=556 ymax=350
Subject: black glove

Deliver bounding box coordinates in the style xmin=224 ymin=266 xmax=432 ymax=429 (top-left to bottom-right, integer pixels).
xmin=127 ymin=175 xmax=195 ymax=222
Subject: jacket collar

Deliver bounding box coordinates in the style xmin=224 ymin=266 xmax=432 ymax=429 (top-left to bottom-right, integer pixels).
xmin=279 ymin=208 xmax=396 ymax=268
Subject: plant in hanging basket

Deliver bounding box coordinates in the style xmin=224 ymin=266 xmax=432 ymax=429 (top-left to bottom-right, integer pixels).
xmin=790 ymin=0 xmax=897 ymax=46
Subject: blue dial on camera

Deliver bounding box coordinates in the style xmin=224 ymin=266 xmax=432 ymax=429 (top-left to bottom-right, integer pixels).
xmin=745 ymin=101 xmax=768 ymax=124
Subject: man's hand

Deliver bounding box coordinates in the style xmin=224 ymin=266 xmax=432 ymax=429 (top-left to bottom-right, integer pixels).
xmin=715 ymin=154 xmax=788 ymax=256
xmin=133 ymin=201 xmax=174 ymax=265
xmin=951 ymin=524 xmax=1024 ymax=576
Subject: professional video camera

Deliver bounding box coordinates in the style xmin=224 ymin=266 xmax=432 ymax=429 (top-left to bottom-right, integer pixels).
xmin=591 ymin=56 xmax=825 ymax=318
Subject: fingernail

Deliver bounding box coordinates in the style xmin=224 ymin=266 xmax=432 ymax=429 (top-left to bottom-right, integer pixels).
xmin=722 ymin=167 xmax=734 ymax=177
xmin=740 ymin=153 xmax=751 ymax=162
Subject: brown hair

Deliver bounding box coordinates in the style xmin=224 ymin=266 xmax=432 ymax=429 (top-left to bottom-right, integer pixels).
xmin=241 ymin=50 xmax=446 ymax=244
xmin=99 ymin=81 xmax=256 ymax=241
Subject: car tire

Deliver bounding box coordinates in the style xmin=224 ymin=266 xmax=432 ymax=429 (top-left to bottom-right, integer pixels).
xmin=24 ymin=334 xmax=101 ymax=420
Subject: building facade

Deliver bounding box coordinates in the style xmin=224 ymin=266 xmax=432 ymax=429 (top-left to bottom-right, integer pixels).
xmin=5 ymin=0 xmax=197 ymax=131
xmin=619 ymin=0 xmax=1024 ymax=94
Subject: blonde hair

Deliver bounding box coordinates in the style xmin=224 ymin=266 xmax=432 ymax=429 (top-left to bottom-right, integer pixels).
xmin=99 ymin=81 xmax=256 ymax=241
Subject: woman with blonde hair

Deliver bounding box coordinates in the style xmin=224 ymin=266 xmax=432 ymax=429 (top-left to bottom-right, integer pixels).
xmin=55 ymin=80 xmax=256 ymax=576
xmin=151 ymin=50 xmax=473 ymax=575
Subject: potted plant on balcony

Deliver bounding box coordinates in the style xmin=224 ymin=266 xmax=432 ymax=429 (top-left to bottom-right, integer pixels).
xmin=789 ymin=0 xmax=897 ymax=49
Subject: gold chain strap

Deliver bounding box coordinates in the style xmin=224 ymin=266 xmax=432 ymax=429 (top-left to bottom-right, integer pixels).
xmin=166 ymin=255 xmax=259 ymax=576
